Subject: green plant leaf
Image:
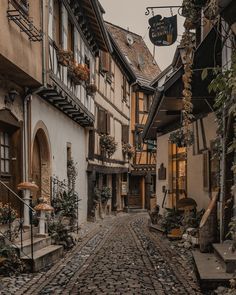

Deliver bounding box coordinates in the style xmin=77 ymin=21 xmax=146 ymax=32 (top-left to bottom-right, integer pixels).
xmin=201 ymin=68 xmax=208 ymax=80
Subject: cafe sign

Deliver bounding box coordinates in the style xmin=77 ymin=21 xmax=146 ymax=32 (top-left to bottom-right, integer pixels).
xmin=149 ymin=14 xmax=177 ymax=46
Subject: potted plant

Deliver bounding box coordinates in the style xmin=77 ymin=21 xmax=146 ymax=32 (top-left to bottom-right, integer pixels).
xmin=56 ymin=48 xmax=73 ymax=67
xmin=86 ymin=83 xmax=97 ymax=96
xmin=100 ymin=134 xmax=117 ymax=158
xmin=0 ymin=203 xmax=17 ymax=225
xmin=122 ymin=143 xmax=135 ymax=159
xmin=169 ymin=129 xmax=194 ymax=147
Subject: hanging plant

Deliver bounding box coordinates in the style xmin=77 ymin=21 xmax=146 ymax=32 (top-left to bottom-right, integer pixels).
xmin=182 ymin=0 xmax=201 ymax=29
xmin=86 ymin=83 xmax=97 ymax=96
xmin=100 ymin=134 xmax=117 ymax=158
xmin=68 ymin=62 xmax=90 ymax=85
xmin=0 ymin=203 xmax=17 ymax=224
xmin=56 ymin=48 xmax=73 ymax=67
xmin=203 ymin=0 xmax=219 ymax=20
xmin=169 ymin=129 xmax=194 ymax=147
xmin=122 ymin=143 xmax=135 ymax=159
xmin=180 ymin=28 xmax=195 ymax=141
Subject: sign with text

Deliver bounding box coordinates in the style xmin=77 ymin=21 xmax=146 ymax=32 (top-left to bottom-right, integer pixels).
xmin=121 ymin=181 xmax=128 ymax=196
xmin=149 ymin=14 xmax=177 ymax=46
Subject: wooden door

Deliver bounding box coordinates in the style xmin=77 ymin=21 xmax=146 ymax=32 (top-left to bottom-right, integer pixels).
xmin=129 ymin=175 xmax=142 ymax=208
xmin=32 ymin=136 xmax=41 ymax=201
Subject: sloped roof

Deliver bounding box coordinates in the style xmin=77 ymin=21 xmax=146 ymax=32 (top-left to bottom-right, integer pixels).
xmin=106 ymin=22 xmax=160 ymax=85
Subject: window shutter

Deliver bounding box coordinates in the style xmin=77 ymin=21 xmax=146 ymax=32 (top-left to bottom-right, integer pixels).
xmin=122 ymin=125 xmax=129 ymax=144
xmin=97 ymin=108 xmax=106 ymax=134
xmin=88 ymin=130 xmax=95 ymax=160
xmin=100 ymin=51 xmax=110 ymax=73
xmin=106 ymin=113 xmax=111 ymax=135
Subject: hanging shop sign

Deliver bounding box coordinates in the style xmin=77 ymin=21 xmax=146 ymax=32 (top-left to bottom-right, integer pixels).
xmin=148 ymin=14 xmax=177 ymax=46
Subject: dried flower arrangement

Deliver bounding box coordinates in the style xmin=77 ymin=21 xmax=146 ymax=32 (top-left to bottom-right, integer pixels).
xmin=56 ymin=48 xmax=73 ymax=67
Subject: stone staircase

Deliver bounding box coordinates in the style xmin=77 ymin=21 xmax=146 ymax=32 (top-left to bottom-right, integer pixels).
xmin=11 ymin=226 xmax=63 ymax=272
xmin=193 ymin=243 xmax=236 ymax=290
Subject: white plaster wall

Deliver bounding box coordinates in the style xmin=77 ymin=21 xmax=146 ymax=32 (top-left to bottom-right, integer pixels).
xmin=31 ymin=95 xmax=88 ymax=224
xmin=156 ymin=112 xmax=217 ymax=215
xmin=156 ymin=133 xmax=170 ymax=215
xmin=187 ymin=112 xmax=217 ymax=210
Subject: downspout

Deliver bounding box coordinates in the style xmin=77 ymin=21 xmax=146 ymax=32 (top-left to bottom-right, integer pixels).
xmin=23 ymin=0 xmax=47 ymax=181
xmin=219 ymin=104 xmax=226 ymax=243
xmin=42 ymin=0 xmax=47 ymax=87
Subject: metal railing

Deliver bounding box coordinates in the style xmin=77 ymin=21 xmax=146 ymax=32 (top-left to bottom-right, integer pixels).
xmin=0 ymin=180 xmax=36 ymax=271
xmin=50 ymin=176 xmax=80 ymax=233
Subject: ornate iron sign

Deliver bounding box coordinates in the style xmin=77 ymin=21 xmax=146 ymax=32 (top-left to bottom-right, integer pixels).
xmin=149 ymin=14 xmax=178 ymax=46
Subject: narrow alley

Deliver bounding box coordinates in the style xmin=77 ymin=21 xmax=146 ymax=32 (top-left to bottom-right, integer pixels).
xmin=1 ymin=214 xmax=202 ymax=295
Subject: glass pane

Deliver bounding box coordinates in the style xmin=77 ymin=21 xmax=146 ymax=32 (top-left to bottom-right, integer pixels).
xmin=1 ymin=160 xmax=5 ymax=172
xmin=5 ymin=147 xmax=9 ymax=159
xmin=1 ymin=146 xmax=4 ymax=158
xmin=0 ymin=132 xmax=4 ymax=145
xmin=4 ymin=133 xmax=9 ymax=146
xmin=5 ymin=160 xmax=9 ymax=173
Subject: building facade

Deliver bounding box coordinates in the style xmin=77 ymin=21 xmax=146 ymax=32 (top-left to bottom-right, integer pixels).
xmin=106 ymin=23 xmax=160 ymax=210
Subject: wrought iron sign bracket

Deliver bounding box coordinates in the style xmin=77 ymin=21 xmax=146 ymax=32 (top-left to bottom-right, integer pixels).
xmin=7 ymin=1 xmax=42 ymax=42
xmin=145 ymin=6 xmax=183 ymax=16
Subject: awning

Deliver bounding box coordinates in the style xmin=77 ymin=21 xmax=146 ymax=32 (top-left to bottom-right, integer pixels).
xmin=143 ymin=26 xmax=222 ymax=140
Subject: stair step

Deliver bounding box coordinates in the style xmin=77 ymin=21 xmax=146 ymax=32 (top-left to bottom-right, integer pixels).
xmin=14 ymin=236 xmax=52 ymax=256
xmin=14 ymin=226 xmax=39 ymax=243
xmin=193 ymin=250 xmax=234 ymax=290
xmin=213 ymin=243 xmax=236 ymax=273
xmin=21 ymin=245 xmax=63 ymax=272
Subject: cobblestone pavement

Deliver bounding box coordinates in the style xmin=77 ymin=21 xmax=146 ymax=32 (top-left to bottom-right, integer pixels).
xmin=0 ymin=213 xmax=202 ymax=295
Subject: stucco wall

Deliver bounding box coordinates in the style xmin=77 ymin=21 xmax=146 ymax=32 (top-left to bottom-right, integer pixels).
xmin=0 ymin=0 xmax=42 ymax=83
xmin=187 ymin=112 xmax=217 ymax=210
xmin=156 ymin=112 xmax=217 ymax=215
xmin=155 ymin=133 xmax=170 ymax=215
xmin=31 ymin=96 xmax=88 ymax=224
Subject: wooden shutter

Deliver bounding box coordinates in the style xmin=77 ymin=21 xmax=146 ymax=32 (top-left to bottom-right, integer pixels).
xmin=88 ymin=130 xmax=95 ymax=160
xmin=100 ymin=51 xmax=110 ymax=73
xmin=122 ymin=125 xmax=129 ymax=144
xmin=106 ymin=113 xmax=111 ymax=135
xmin=97 ymin=108 xmax=106 ymax=134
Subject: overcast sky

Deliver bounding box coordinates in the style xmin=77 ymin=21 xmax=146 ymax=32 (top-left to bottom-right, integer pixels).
xmin=99 ymin=0 xmax=184 ymax=70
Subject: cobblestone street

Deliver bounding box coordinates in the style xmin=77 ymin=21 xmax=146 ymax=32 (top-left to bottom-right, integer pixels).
xmin=0 ymin=213 xmax=202 ymax=295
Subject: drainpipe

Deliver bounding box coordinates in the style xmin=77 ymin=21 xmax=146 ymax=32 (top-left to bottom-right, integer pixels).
xmin=41 ymin=0 xmax=47 ymax=87
xmin=219 ymin=104 xmax=226 ymax=243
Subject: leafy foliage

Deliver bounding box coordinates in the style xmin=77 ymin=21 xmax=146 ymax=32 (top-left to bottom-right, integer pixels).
xmin=161 ymin=208 xmax=184 ymax=233
xmin=122 ymin=143 xmax=135 ymax=159
xmin=0 ymin=237 xmax=25 ymax=275
xmin=0 ymin=203 xmax=17 ymax=224
xmin=100 ymin=134 xmax=117 ymax=158
xmin=48 ymin=218 xmax=75 ymax=249
xmin=169 ymin=129 xmax=194 ymax=147
xmin=94 ymin=186 xmax=112 ymax=204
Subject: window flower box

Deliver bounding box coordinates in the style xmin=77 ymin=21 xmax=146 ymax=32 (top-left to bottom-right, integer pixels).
xmin=86 ymin=83 xmax=97 ymax=96
xmin=56 ymin=49 xmax=73 ymax=67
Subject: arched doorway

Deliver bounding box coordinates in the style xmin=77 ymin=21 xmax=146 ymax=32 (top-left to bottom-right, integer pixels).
xmin=32 ymin=125 xmax=51 ymax=203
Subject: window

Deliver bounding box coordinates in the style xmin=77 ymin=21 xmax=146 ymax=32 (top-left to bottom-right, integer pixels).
xmin=97 ymin=108 xmax=110 ymax=135
xmin=122 ymin=75 xmax=127 ymax=102
xmin=143 ymin=94 xmax=152 ymax=112
xmin=53 ymin=0 xmax=61 ymax=45
xmin=122 ymin=125 xmax=129 ymax=144
xmin=147 ymin=140 xmax=156 ymax=152
xmin=68 ymin=19 xmax=74 ymax=55
xmin=99 ymin=51 xmax=110 ymax=73
xmin=1 ymin=132 xmax=10 ymax=174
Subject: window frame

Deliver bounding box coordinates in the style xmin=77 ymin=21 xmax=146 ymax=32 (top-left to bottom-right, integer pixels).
xmin=0 ymin=131 xmax=11 ymax=176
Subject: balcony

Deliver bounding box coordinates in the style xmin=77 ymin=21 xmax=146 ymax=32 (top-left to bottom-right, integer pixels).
xmin=38 ymin=40 xmax=94 ymax=127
